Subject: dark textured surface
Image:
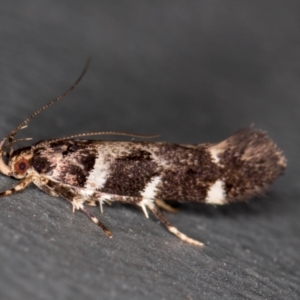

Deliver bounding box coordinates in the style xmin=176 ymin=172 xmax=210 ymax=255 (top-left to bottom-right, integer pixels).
xmin=0 ymin=1 xmax=299 ymax=299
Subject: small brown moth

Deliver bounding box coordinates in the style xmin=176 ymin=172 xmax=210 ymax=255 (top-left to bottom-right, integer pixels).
xmin=0 ymin=60 xmax=286 ymax=246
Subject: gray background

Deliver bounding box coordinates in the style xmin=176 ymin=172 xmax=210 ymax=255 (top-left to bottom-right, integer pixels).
xmin=0 ymin=1 xmax=299 ymax=299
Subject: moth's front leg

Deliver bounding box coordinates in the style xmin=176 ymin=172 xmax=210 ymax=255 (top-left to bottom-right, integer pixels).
xmin=34 ymin=177 xmax=112 ymax=237
xmin=0 ymin=175 xmax=35 ymax=197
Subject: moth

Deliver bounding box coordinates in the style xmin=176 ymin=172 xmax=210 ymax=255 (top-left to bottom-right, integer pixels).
xmin=0 ymin=60 xmax=286 ymax=246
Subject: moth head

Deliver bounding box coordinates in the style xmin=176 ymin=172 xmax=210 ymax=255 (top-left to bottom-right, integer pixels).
xmin=0 ymin=134 xmax=33 ymax=177
xmin=8 ymin=147 xmax=34 ymax=179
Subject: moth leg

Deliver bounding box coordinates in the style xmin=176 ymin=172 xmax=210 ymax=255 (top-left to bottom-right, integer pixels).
xmin=147 ymin=203 xmax=204 ymax=247
xmin=79 ymin=204 xmax=112 ymax=238
xmin=0 ymin=176 xmax=34 ymax=197
xmin=155 ymin=199 xmax=178 ymax=213
xmin=98 ymin=198 xmax=105 ymax=214
xmin=67 ymin=197 xmax=112 ymax=237
xmin=38 ymin=179 xmax=112 ymax=237
xmin=85 ymin=198 xmax=113 ymax=212
xmin=94 ymin=192 xmax=151 ymax=218
xmin=85 ymin=199 xmax=97 ymax=206
xmin=93 ymin=192 xmax=141 ymax=215
xmin=66 ymin=196 xmax=112 ymax=237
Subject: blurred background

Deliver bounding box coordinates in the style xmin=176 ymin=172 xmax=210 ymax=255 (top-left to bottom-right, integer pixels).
xmin=0 ymin=1 xmax=299 ymax=299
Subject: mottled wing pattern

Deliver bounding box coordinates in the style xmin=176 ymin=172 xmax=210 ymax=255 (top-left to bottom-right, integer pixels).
xmin=31 ymin=128 xmax=286 ymax=206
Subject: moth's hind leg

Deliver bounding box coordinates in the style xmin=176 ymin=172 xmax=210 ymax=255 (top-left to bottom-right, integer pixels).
xmin=155 ymin=199 xmax=178 ymax=213
xmin=147 ymin=202 xmax=204 ymax=247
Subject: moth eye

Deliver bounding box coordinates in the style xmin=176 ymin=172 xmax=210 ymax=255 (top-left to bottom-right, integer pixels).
xmin=14 ymin=158 xmax=30 ymax=175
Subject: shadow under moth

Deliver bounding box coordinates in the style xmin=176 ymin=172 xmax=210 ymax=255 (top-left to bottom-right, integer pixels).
xmin=0 ymin=60 xmax=286 ymax=246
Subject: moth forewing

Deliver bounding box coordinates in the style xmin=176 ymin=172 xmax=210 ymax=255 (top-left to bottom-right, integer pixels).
xmin=0 ymin=60 xmax=287 ymax=246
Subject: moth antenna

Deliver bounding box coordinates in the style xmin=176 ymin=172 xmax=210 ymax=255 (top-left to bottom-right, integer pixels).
xmin=4 ymin=138 xmax=33 ymax=155
xmin=38 ymin=131 xmax=160 ymax=146
xmin=4 ymin=58 xmax=91 ymax=145
xmin=0 ymin=59 xmax=90 ymax=175
xmin=0 ymin=137 xmax=33 ymax=160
